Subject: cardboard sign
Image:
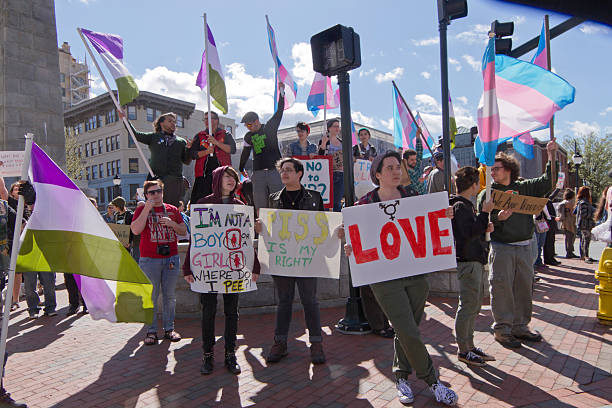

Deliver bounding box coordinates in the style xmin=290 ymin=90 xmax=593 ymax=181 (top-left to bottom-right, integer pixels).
xmin=0 ymin=151 xmax=25 ymax=176
xmin=258 ymin=209 xmax=343 ymax=279
xmin=343 ymin=192 xmax=456 ymax=286
xmin=188 ymin=204 xmax=257 ymax=294
xmin=108 ymin=224 xmax=131 ymax=247
xmin=491 ymin=189 xmax=548 ymax=215
xmin=294 ymin=155 xmax=333 ymax=209
xmin=354 ymin=159 xmax=375 ymax=199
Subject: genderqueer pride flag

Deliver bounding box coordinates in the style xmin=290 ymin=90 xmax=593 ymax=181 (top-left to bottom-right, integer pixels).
xmin=196 ymin=23 xmax=228 ymax=114
xmin=17 ymin=143 xmax=153 ymax=323
xmin=81 ymin=28 xmax=139 ymax=106
xmin=448 ymin=94 xmax=457 ymax=149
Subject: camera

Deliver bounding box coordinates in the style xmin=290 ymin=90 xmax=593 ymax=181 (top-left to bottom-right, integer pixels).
xmin=156 ymin=244 xmax=171 ymax=256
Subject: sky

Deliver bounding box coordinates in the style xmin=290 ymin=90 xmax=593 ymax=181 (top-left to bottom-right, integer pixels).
xmin=55 ymin=0 xmax=612 ymax=143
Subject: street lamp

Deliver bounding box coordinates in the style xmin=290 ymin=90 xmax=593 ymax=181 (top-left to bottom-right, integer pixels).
xmin=572 ymin=141 xmax=582 ymax=193
xmin=311 ymin=25 xmax=369 ymax=334
xmin=113 ymin=174 xmax=121 ymax=198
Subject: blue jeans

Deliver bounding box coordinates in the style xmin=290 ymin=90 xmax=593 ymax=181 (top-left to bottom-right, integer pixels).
xmin=534 ymin=231 xmax=547 ymax=266
xmin=23 ymin=272 xmax=56 ymax=314
xmin=332 ymin=171 xmax=344 ymax=212
xmin=139 ymin=255 xmax=181 ymax=333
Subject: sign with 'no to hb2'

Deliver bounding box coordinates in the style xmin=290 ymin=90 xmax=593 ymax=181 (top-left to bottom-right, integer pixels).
xmin=189 ymin=204 xmax=257 ymax=294
xmin=342 ymin=192 xmax=456 ymax=286
xmin=294 ymin=155 xmax=333 ymax=209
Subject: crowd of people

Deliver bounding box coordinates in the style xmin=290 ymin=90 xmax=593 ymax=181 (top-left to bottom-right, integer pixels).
xmin=3 ymin=85 xmax=611 ymax=407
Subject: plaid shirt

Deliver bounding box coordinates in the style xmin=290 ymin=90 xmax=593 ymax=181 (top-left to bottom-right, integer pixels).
xmin=406 ymin=138 xmax=426 ymax=195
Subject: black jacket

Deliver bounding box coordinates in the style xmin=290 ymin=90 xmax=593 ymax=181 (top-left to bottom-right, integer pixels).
xmin=268 ymin=186 xmax=324 ymax=211
xmin=450 ymin=195 xmax=490 ymax=264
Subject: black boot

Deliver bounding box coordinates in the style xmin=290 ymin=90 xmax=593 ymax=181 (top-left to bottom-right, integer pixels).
xmin=224 ymin=351 xmax=241 ymax=375
xmin=0 ymin=387 xmax=27 ymax=407
xmin=200 ymin=352 xmax=214 ymax=375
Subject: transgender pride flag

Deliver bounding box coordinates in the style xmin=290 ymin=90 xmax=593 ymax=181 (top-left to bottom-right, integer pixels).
xmin=17 ymin=144 xmax=154 ymax=323
xmin=476 ymin=37 xmax=500 ymax=166
xmin=307 ymin=73 xmax=340 ymax=116
xmin=415 ymin=113 xmax=436 ymax=159
xmin=266 ymin=16 xmax=298 ymax=111
xmin=392 ymin=85 xmax=417 ymax=149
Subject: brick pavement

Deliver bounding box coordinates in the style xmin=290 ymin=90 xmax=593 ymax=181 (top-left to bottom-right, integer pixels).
xmin=3 ymin=247 xmax=612 ymax=407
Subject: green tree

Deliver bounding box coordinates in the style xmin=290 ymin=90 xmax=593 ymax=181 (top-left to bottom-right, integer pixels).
xmin=64 ymin=127 xmax=85 ymax=182
xmin=561 ymin=131 xmax=612 ymax=200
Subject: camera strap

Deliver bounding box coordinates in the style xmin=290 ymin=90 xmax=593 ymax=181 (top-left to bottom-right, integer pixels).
xmin=152 ymin=204 xmax=171 ymax=244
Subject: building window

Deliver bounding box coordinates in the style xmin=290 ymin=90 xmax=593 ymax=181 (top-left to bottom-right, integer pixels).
xmin=92 ymin=166 xmax=98 ymax=179
xmin=156 ymin=109 xmax=162 ymax=120
xmin=111 ymin=160 xmax=116 ymax=176
xmin=91 ymin=142 xmax=97 ymax=156
xmin=85 ymin=166 xmax=90 ymax=180
xmin=98 ymin=139 xmax=103 ymax=154
xmin=107 ymin=186 xmax=113 ymax=201
xmin=85 ymin=143 xmax=90 ymax=157
xmin=99 ymin=163 xmax=104 ymax=178
xmin=176 ymin=114 xmax=184 ymax=128
xmin=107 ymin=161 xmax=112 ymax=176
xmin=127 ymin=105 xmax=137 ymax=120
xmin=129 ymin=158 xmax=139 ymax=173
xmin=128 ymin=134 xmax=135 ymax=148
xmin=146 ymin=107 xmax=154 ymax=122
xmin=106 ymin=137 xmax=111 ymax=152
xmin=60 ymin=73 xmax=65 ymax=83
xmin=129 ymin=184 xmax=139 ymax=200
xmin=98 ymin=115 xmax=104 ymax=128
xmin=116 ymin=159 xmax=121 ymax=175
xmin=99 ymin=188 xmax=105 ymax=204
xmin=105 ymin=109 xmax=117 ymax=125
xmin=113 ymin=135 xmax=120 ymax=150
xmin=78 ymin=145 xmax=82 ymax=158
xmin=61 ymin=87 xmax=66 ymax=97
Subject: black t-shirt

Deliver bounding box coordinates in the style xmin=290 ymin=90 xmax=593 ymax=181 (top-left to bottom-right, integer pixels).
xmin=281 ymin=189 xmax=303 ymax=210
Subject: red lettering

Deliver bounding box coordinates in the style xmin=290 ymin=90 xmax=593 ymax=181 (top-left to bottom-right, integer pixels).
xmin=348 ymin=224 xmax=379 ymax=264
xmin=428 ymin=209 xmax=453 ymax=255
xmin=397 ymin=216 xmax=427 ymax=258
xmin=380 ymin=222 xmax=401 ymax=260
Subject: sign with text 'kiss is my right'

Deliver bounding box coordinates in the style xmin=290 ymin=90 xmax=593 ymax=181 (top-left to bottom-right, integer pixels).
xmin=343 ymin=192 xmax=456 ymax=286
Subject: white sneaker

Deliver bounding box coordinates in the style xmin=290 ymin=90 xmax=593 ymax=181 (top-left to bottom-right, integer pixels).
xmin=430 ymin=382 xmax=458 ymax=406
xmin=396 ymin=378 xmax=414 ymax=404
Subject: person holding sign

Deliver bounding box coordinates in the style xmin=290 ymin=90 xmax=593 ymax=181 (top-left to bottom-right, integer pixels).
xmin=255 ymin=157 xmax=327 ymax=365
xmin=344 ymin=151 xmax=458 ymax=406
xmin=477 ymin=141 xmax=557 ymax=349
xmin=449 ymin=167 xmax=495 ymax=366
xmin=352 ymin=128 xmax=377 ymax=162
xmin=318 ymin=119 xmax=344 ymax=212
xmin=131 ymin=180 xmax=187 ymax=346
xmin=183 ymin=165 xmax=260 ymax=375
xmin=288 ymin=122 xmax=317 ymax=157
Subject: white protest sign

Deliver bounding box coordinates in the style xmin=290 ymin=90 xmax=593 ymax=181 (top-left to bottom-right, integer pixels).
xmin=258 ymin=208 xmax=343 ymax=278
xmin=0 ymin=151 xmax=25 ymax=177
xmin=354 ymin=159 xmax=375 ymax=199
xmin=295 ymin=155 xmax=333 ymax=209
xmin=189 ymin=204 xmax=257 ymax=294
xmin=556 ymin=172 xmax=565 ymax=189
xmin=343 ymin=191 xmax=456 ymax=286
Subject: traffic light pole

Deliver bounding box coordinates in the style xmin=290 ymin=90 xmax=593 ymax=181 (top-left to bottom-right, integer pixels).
xmin=336 ymin=71 xmax=371 ymax=335
xmin=438 ymin=15 xmax=452 ymax=195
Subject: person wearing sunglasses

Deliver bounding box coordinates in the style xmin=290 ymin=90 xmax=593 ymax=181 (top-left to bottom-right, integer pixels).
xmin=238 ymin=83 xmax=285 ymax=215
xmin=131 ymin=180 xmax=187 ymax=346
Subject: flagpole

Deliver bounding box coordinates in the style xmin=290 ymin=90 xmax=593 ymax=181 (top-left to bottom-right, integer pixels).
xmin=0 ymin=134 xmax=33 ymax=378
xmin=485 ymin=166 xmax=492 ymax=241
xmin=76 ymin=28 xmax=154 ymax=178
xmin=323 ymin=76 xmax=328 ymax=139
xmin=544 ymin=14 xmax=557 ymax=186
xmin=392 ymin=80 xmax=434 ymax=156
xmin=203 ymin=14 xmax=214 ymax=158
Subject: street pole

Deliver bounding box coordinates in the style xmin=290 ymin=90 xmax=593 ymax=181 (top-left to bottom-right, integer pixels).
xmin=336 ymin=71 xmax=370 ymax=334
xmin=438 ymin=11 xmax=452 ymax=194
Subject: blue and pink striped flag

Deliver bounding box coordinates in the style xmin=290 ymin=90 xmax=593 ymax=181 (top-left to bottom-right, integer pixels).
xmin=476 ymin=37 xmax=500 ymax=166
xmin=415 ymin=113 xmax=436 ymax=159
xmin=531 ymin=21 xmax=548 ymax=68
xmin=392 ymin=85 xmax=417 ymax=149
xmin=307 ymin=73 xmax=339 ymax=116
xmin=266 ymin=17 xmax=298 ymax=111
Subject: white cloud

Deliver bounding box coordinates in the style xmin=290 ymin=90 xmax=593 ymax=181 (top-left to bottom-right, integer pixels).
xmin=380 ymin=118 xmax=394 ymax=132
xmin=359 ymin=68 xmax=376 ymax=77
xmin=375 ymin=67 xmax=404 ymax=83
xmin=567 ymin=120 xmax=600 ymax=136
xmin=420 ymin=71 xmax=431 ymax=79
xmin=412 ymin=37 xmax=439 ymax=46
xmin=352 ymin=111 xmax=378 ymax=128
xmin=455 ymin=24 xmax=489 ymax=44
xmin=449 ymin=58 xmax=462 ymax=72
xmin=290 ymin=42 xmax=313 ymax=87
xmin=456 ymin=96 xmax=468 ymax=105
xmin=462 ymin=54 xmax=480 ymax=71
xmin=580 ymin=22 xmax=611 ymax=35
xmin=414 ymin=94 xmax=441 ymax=114
xmin=600 ymin=107 xmax=612 ymax=116
xmin=88 ymin=74 xmax=105 ymax=98
xmin=513 ymin=16 xmax=526 ymax=25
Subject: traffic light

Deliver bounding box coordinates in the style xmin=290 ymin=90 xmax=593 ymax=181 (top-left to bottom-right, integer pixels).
xmin=311 ymin=25 xmax=361 ymax=77
xmin=491 ymin=20 xmax=514 ymax=55
xmin=437 ymin=0 xmax=468 ymax=23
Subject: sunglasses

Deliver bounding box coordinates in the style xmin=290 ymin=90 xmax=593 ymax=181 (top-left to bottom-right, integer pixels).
xmin=146 ymin=189 xmax=163 ymax=195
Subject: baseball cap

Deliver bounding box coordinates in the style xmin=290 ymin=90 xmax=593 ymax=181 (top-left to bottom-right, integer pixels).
xmin=241 ymin=112 xmax=259 ymax=124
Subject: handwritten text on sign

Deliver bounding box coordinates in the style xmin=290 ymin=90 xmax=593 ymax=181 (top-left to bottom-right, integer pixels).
xmin=491 ymin=189 xmax=548 ymax=215
xmin=189 ymin=204 xmax=256 ymax=294
xmin=294 ymin=155 xmax=333 ymax=209
xmin=108 ymin=224 xmax=131 ymax=247
xmin=258 ymin=209 xmax=343 ymax=278
xmin=0 ymin=151 xmax=25 ymax=177
xmin=354 ymin=159 xmax=375 ymax=199
xmin=343 ymin=192 xmax=456 ymax=286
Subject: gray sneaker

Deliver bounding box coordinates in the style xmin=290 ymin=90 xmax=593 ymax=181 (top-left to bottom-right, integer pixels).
xmin=396 ymin=378 xmax=414 ymax=404
xmin=430 ymin=382 xmax=458 ymax=406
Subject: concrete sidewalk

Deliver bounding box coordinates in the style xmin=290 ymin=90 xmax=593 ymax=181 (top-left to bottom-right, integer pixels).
xmin=3 ymin=244 xmax=611 ymax=407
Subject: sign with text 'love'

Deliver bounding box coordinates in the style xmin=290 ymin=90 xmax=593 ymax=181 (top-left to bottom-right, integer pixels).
xmin=189 ymin=204 xmax=257 ymax=294
xmin=343 ymin=192 xmax=456 ymax=286
xmin=294 ymin=155 xmax=333 ymax=209
xmin=258 ymin=209 xmax=343 ymax=278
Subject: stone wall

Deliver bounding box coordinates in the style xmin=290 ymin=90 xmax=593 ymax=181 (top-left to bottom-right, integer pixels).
xmin=0 ymin=0 xmax=65 ymax=164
